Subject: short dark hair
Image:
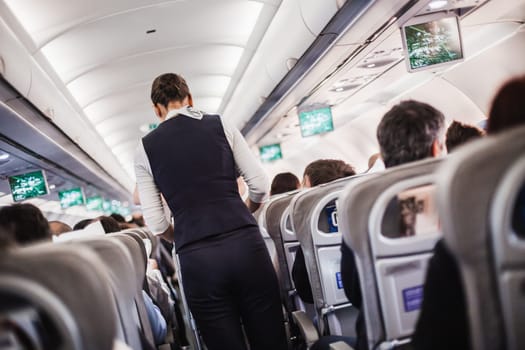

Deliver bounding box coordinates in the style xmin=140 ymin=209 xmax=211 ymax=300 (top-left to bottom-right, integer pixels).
xmin=487 ymin=75 xmax=525 ymax=134
xmin=151 ymin=73 xmax=190 ymax=107
xmin=445 ymin=121 xmax=484 ymax=152
xmin=109 ymin=213 xmax=126 ymax=223
xmin=270 ymin=172 xmax=301 ymax=195
xmin=0 ymin=204 xmax=51 ymax=245
xmin=97 ymin=216 xmax=121 ymax=234
xmin=303 ymin=159 xmax=356 ymax=187
xmin=377 ymin=100 xmax=445 ymax=168
xmin=73 ymin=219 xmax=92 ymax=231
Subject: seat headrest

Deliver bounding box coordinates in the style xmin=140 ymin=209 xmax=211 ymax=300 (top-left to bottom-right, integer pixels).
xmin=0 ymin=243 xmax=117 ymax=350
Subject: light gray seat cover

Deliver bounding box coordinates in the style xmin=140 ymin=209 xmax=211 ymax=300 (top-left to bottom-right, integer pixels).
xmin=436 ymin=125 xmax=525 ymax=350
xmin=290 ymin=177 xmax=362 ymax=336
xmin=0 ymin=243 xmax=118 ymax=350
xmin=338 ymin=158 xmax=442 ymax=349
xmin=260 ymin=190 xmax=302 ymax=306
xmin=64 ymin=237 xmax=144 ymax=350
xmin=108 ymin=233 xmax=155 ymax=347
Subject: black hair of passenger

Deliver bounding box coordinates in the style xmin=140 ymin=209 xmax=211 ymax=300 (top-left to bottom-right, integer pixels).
xmin=487 ymin=75 xmax=525 ymax=134
xmin=73 ymin=218 xmax=93 ymax=230
xmin=97 ymin=216 xmax=121 ymax=234
xmin=109 ymin=213 xmax=126 ymax=223
xmin=151 ymin=73 xmax=190 ymax=107
xmin=377 ymin=100 xmax=445 ymax=168
xmin=303 ymin=159 xmax=356 ymax=187
xmin=0 ymin=203 xmax=51 ymax=245
xmin=445 ymin=121 xmax=484 ymax=152
xmin=270 ymin=172 xmax=301 ymax=195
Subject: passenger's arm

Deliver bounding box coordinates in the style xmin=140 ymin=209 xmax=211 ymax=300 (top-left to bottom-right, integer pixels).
xmin=221 ymin=118 xmax=270 ymax=211
xmin=134 ymin=142 xmax=172 ymax=240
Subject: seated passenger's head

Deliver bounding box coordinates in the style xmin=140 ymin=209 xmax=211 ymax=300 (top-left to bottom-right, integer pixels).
xmin=487 ymin=75 xmax=525 ymax=134
xmin=445 ymin=121 xmax=484 ymax=152
xmin=96 ymin=216 xmax=121 ymax=234
xmin=270 ymin=172 xmax=301 ymax=195
xmin=377 ymin=100 xmax=446 ymax=168
xmin=151 ymin=73 xmax=192 ymax=120
xmin=0 ymin=203 xmax=51 ymax=245
xmin=73 ymin=218 xmax=93 ymax=231
xmin=48 ymin=220 xmax=73 ymax=236
xmin=303 ymin=159 xmax=356 ymax=188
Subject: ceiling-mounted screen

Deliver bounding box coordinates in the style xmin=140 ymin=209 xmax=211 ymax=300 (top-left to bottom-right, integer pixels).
xmin=299 ymin=106 xmax=334 ymax=137
xmin=401 ymin=13 xmax=463 ymax=72
xmin=58 ymin=187 xmax=85 ymax=208
xmin=8 ymin=170 xmax=49 ymax=202
xmin=259 ymin=143 xmax=283 ymax=162
xmin=86 ymin=196 xmax=104 ymax=211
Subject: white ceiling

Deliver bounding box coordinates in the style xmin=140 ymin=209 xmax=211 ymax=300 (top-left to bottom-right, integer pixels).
xmin=1 ymin=0 xmax=283 ymax=186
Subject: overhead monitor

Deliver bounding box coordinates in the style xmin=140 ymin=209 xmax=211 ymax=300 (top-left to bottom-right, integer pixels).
xmin=58 ymin=187 xmax=85 ymax=208
xmin=85 ymin=196 xmax=104 ymax=211
xmin=401 ymin=13 xmax=463 ymax=72
xmin=8 ymin=170 xmax=49 ymax=202
xmin=299 ymin=106 xmax=334 ymax=137
xmin=259 ymin=143 xmax=283 ymax=162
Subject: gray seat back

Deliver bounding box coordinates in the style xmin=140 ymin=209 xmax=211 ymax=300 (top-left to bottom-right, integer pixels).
xmin=338 ymin=158 xmax=442 ymax=349
xmin=261 ymin=190 xmax=302 ymax=298
xmin=108 ymin=233 xmax=155 ymax=347
xmin=290 ymin=177 xmax=362 ymax=336
xmin=66 ymin=237 xmax=144 ymax=349
xmin=437 ymin=125 xmax=525 ymax=350
xmin=0 ymin=243 xmax=117 ymax=350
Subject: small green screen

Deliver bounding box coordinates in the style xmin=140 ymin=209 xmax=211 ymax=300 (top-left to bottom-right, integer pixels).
xmin=299 ymin=107 xmax=334 ymax=137
xmin=58 ymin=187 xmax=85 ymax=208
xmin=259 ymin=144 xmax=283 ymax=162
xmin=404 ymin=16 xmax=463 ymax=70
xmin=9 ymin=170 xmax=49 ymax=202
xmin=86 ymin=196 xmax=104 ymax=211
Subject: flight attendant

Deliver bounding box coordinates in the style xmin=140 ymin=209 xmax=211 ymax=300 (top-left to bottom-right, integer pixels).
xmin=134 ymin=73 xmax=288 ymax=350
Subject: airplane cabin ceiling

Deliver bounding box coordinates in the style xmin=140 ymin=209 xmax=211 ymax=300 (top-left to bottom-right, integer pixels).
xmin=0 ymin=0 xmax=289 ymax=187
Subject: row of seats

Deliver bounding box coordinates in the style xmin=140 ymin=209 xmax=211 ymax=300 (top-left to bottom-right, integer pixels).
xmin=258 ymin=125 xmax=525 ymax=349
xmin=0 ymin=227 xmax=178 ymax=350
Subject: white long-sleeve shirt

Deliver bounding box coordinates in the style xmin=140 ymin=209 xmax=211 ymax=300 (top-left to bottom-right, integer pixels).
xmin=134 ymin=106 xmax=269 ymax=235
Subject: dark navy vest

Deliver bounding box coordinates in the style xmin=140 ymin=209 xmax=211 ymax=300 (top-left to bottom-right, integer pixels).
xmin=142 ymin=114 xmax=258 ymax=252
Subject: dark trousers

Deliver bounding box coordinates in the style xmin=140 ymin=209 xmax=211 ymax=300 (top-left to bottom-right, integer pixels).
xmin=179 ymin=227 xmax=288 ymax=350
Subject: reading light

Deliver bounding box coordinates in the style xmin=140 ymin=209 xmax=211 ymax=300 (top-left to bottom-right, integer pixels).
xmin=367 ymin=63 xmax=376 ymax=68
xmin=335 ymin=87 xmax=344 ymax=92
xmin=428 ymin=0 xmax=448 ymax=10
xmin=0 ymin=153 xmax=9 ymax=160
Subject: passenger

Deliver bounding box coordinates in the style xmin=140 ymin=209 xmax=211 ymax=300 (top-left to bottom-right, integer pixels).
xmin=48 ymin=220 xmax=73 ymax=236
xmin=0 ymin=203 xmax=51 ymax=245
xmin=96 ymin=216 xmax=121 ymax=234
xmin=302 ymin=159 xmax=356 ymax=187
xmin=343 ymin=100 xmax=446 ymax=350
xmin=134 ymin=73 xmax=287 ymax=350
xmin=414 ymin=76 xmax=525 ymax=350
xmin=73 ymin=218 xmax=93 ymax=230
xmin=445 ymin=120 xmax=484 ymax=152
xmin=142 ymin=291 xmax=168 ymax=346
xmin=292 ymin=159 xmax=356 ymax=304
xmin=270 ymin=172 xmax=301 ymax=195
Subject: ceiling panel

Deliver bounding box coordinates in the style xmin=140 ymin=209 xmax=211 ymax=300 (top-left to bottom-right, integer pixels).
xmin=68 ymin=45 xmax=242 ymax=107
xmin=2 ymin=0 xmax=278 ymax=181
xmin=39 ymin=1 xmax=262 ymax=81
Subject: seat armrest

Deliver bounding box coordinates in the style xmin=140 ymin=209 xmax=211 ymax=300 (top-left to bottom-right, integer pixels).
xmin=329 ymin=341 xmax=355 ymax=350
xmin=292 ymin=310 xmax=319 ymax=349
